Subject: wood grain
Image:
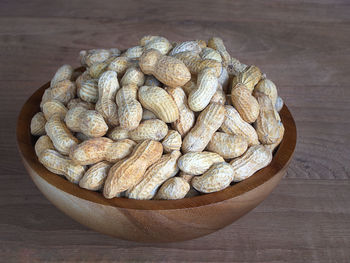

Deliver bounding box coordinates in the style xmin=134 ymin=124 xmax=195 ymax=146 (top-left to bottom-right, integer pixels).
xmin=1 ymin=0 xmax=350 ymax=261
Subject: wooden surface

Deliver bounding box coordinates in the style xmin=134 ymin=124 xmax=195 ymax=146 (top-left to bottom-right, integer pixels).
xmin=1 ymin=0 xmax=349 ymax=261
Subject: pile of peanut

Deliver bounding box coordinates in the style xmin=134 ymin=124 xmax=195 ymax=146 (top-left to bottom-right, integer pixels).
xmin=30 ymin=36 xmax=285 ymax=200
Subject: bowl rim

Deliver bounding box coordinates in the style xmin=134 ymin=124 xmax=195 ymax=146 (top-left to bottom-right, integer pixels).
xmin=16 ymin=67 xmax=297 ymax=210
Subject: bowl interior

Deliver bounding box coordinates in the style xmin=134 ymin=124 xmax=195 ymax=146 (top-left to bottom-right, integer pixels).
xmin=17 ymin=69 xmax=297 ymax=210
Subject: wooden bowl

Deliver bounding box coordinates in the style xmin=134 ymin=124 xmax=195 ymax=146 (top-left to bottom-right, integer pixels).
xmin=17 ymin=70 xmax=297 ymax=243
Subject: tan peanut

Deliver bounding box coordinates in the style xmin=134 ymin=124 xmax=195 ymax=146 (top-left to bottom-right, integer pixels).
xmin=265 ymin=122 xmax=285 ymax=152
xmin=75 ymin=71 xmax=92 ymax=94
xmin=39 ymin=149 xmax=86 ymax=183
xmin=50 ymin=64 xmax=73 ymax=88
xmin=154 ymin=177 xmax=190 ymax=200
xmin=45 ymin=114 xmax=79 ymax=155
xmin=142 ymin=109 xmax=157 ymax=120
xmin=162 ymin=130 xmax=182 ymax=153
xmin=139 ymin=49 xmax=191 ymax=88
xmin=42 ymin=100 xmax=68 ymax=120
xmin=67 ymin=98 xmax=94 ymax=110
xmin=30 ymin=112 xmax=46 ymax=136
xmin=207 ymin=132 xmax=248 ymax=159
xmin=188 ymin=68 xmax=219 ymax=112
xmin=50 ymin=79 xmax=76 ymax=105
xmin=78 ymin=79 xmax=98 ymax=103
xmin=107 ymin=126 xmax=129 ymax=140
xmin=192 ymin=162 xmax=234 ymax=193
xmin=40 ymin=89 xmax=52 ymax=109
xmin=108 ymin=57 xmax=134 ymax=75
xmin=207 ymin=37 xmax=231 ymax=66
xmin=34 ymin=135 xmax=54 ymax=157
xmin=165 ymin=87 xmax=195 ymax=136
xmin=182 ymin=103 xmax=226 ymax=153
xmin=218 ymin=67 xmax=230 ymax=93
xmin=254 ymin=92 xmax=281 ymax=144
xmin=140 ymin=35 xmax=161 ymax=46
xmin=116 ymin=84 xmax=142 ymax=130
xmin=126 ymin=150 xmax=181 ymax=200
xmin=200 ymin=47 xmax=222 ymax=62
xmin=88 ymin=59 xmax=111 ymax=79
xmin=275 ymin=96 xmax=284 ymax=112
xmin=178 ymin=151 xmax=224 ymax=175
xmin=120 ymin=67 xmax=145 ymax=87
xmin=83 ymin=49 xmax=111 ymax=67
xmin=123 ymin=46 xmax=144 ymax=59
xmin=96 ymin=70 xmax=120 ymax=126
xmin=180 ymin=173 xmax=194 ymax=183
xmin=169 ymin=40 xmax=202 ymax=56
xmin=65 ymin=106 xmax=108 ymax=137
xmin=70 ymin=137 xmax=136 ymax=165
xmin=228 ymin=57 xmax=248 ymax=75
xmin=231 ymin=83 xmax=260 ymax=123
xmin=144 ymin=75 xmax=161 ymax=86
xmin=230 ymin=145 xmax=272 ymax=182
xmin=129 ymin=119 xmax=168 ymax=142
xmin=232 ymin=65 xmax=262 ymax=92
xmin=103 ymin=140 xmax=163 ymax=198
xmin=210 ymin=84 xmax=226 ymax=104
xmin=79 ymin=161 xmax=112 ymax=191
xmin=254 ymin=78 xmax=278 ymax=105
xmin=221 ymin=105 xmax=259 ymax=146
xmin=181 ymin=78 xmax=196 ymax=96
xmin=138 ymin=86 xmax=179 ymax=123
xmin=143 ymin=36 xmax=173 ymax=55
xmin=109 ymin=48 xmax=121 ymax=57
xmin=174 ymin=51 xmax=222 ymax=77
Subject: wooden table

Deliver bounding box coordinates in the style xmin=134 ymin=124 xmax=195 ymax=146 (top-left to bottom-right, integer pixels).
xmin=1 ymin=0 xmax=349 ymax=262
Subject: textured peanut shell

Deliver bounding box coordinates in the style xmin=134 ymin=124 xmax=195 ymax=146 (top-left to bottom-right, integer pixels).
xmin=255 ymin=93 xmax=281 ymax=144
xmin=231 ymin=83 xmax=260 ymax=123
xmin=207 ymin=37 xmax=231 ymax=66
xmin=155 ymin=177 xmax=190 ymax=200
xmin=210 ymin=84 xmax=226 ymax=105
xmin=39 ymin=149 xmax=86 ymax=183
xmin=40 ymin=89 xmax=52 ymax=109
xmin=139 ymin=49 xmax=191 ymax=88
xmin=84 ymin=49 xmax=111 ymax=67
xmin=162 ymin=130 xmax=182 ymax=153
xmin=123 ymin=46 xmax=144 ymax=59
xmin=218 ymin=67 xmax=230 ymax=93
xmin=232 ymin=65 xmax=262 ymax=92
xmin=116 ymin=84 xmax=142 ymax=131
xmin=70 ymin=137 xmax=136 ymax=165
xmin=79 ymin=161 xmax=112 ymax=191
xmin=96 ymin=70 xmax=120 ymax=126
xmin=34 ymin=135 xmax=54 ymax=157
xmin=50 ymin=64 xmax=73 ymax=88
xmin=78 ymin=79 xmax=98 ymax=103
xmin=45 ymin=114 xmax=78 ymax=155
xmin=182 ymin=103 xmax=226 ymax=153
xmin=120 ymin=67 xmax=145 ymax=87
xmin=188 ymin=67 xmax=219 ymax=112
xmin=50 ymin=79 xmax=76 ymax=105
xmin=275 ymin=96 xmax=284 ymax=112
xmin=254 ymin=78 xmax=278 ymax=105
xmin=230 ymin=145 xmax=272 ymax=182
xmin=88 ymin=59 xmax=111 ymax=79
xmin=228 ymin=57 xmax=247 ymax=75
xmin=107 ymin=126 xmax=130 ymax=141
xmin=126 ymin=150 xmax=181 ymax=200
xmin=141 ymin=109 xmax=157 ymax=120
xmin=103 ymin=140 xmax=163 ymax=198
xmin=166 ymin=87 xmax=195 ymax=136
xmin=174 ymin=52 xmax=222 ymax=77
xmin=65 ymin=107 xmax=108 ymax=138
xmin=207 ymin=132 xmax=248 ymax=159
xmin=128 ymin=119 xmax=168 ymax=142
xmin=221 ymin=105 xmax=259 ymax=146
xmin=42 ymin=100 xmax=68 ymax=120
xmin=192 ymin=162 xmax=234 ymax=193
xmin=140 ymin=35 xmax=161 ymax=46
xmin=180 ymin=173 xmax=194 ymax=183
xmin=178 ymin=151 xmax=224 ymax=175
xmin=108 ymin=57 xmax=133 ymax=75
xmin=144 ymin=36 xmax=173 ymax=55
xmin=138 ymin=86 xmax=179 ymax=123
xmin=67 ymin=98 xmax=94 ymax=110
xmin=200 ymin=47 xmax=222 ymax=62
xmin=30 ymin=112 xmax=46 ymax=136
xmin=169 ymin=41 xmax=202 ymax=56
xmin=265 ymin=122 xmax=285 ymax=152
xmin=181 ymin=78 xmax=196 ymax=96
